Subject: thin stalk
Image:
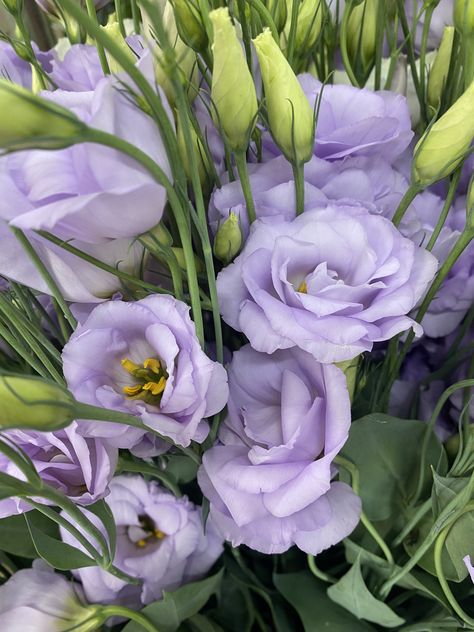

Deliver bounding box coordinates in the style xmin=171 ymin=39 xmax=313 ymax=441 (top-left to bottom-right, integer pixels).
xmin=247 ymin=0 xmax=279 ymax=42
xmin=236 ymin=0 xmax=253 ymax=69
xmin=234 ymin=151 xmax=257 ymax=224
xmin=292 ymin=162 xmax=305 ymax=215
xmin=418 ymin=4 xmax=435 ymax=125
xmin=396 ymin=0 xmax=423 ymax=116
xmin=99 ymin=605 xmax=160 ymax=632
xmin=340 ymin=1 xmax=360 ymax=87
xmin=117 ymin=458 xmax=182 ymax=497
xmin=392 ymin=499 xmax=431 ymax=547
xmin=307 ymin=554 xmax=337 ymax=584
xmin=85 ymin=0 xmax=110 ymax=75
xmin=286 ymin=0 xmax=300 ymax=69
xmin=426 ymin=170 xmax=461 ymax=251
xmin=114 ymin=0 xmax=126 ymax=37
xmin=392 ymin=184 xmax=422 ymax=227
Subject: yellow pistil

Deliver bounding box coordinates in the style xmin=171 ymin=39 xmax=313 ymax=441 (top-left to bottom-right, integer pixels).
xmin=121 ymin=357 xmax=168 ymax=402
xmin=297 ymin=280 xmax=308 ymax=294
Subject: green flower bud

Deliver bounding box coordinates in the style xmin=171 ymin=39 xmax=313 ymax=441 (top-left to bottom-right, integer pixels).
xmin=213 ymin=212 xmax=243 ymax=263
xmin=268 ymin=0 xmax=287 ymax=31
xmin=210 ymin=8 xmax=258 ymax=152
xmin=0 ymin=80 xmax=85 ymax=150
xmin=101 ymin=22 xmax=136 ymax=74
xmin=284 ymin=0 xmax=324 ymax=51
xmin=177 ymin=113 xmax=211 ymax=186
xmin=0 ymin=375 xmax=75 ymax=431
xmin=253 ymin=28 xmax=314 ymax=164
xmin=413 ymin=78 xmax=474 ymax=185
xmin=428 ymin=26 xmax=455 ymax=110
xmin=336 ymin=357 xmax=359 ymax=402
xmin=454 ymin=0 xmax=474 ymax=34
xmin=1 ymin=0 xmax=21 ymax=15
xmin=346 ymin=0 xmax=378 ymax=73
xmin=172 ymin=0 xmax=208 ymax=51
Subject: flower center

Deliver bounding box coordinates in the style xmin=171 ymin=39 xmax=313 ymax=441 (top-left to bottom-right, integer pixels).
xmin=129 ymin=514 xmax=166 ymax=549
xmin=121 ymin=357 xmax=168 ymax=404
xmin=297 ymin=280 xmax=308 ymax=294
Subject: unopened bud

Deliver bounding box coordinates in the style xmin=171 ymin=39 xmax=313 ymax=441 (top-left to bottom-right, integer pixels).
xmin=0 ymin=80 xmax=85 ymax=150
xmin=268 ymin=0 xmax=287 ymax=31
xmin=173 ymin=0 xmax=208 ymax=51
xmin=413 ymin=78 xmax=474 ymax=185
xmin=253 ymin=28 xmax=314 ymax=164
xmin=0 ymin=375 xmax=75 ymax=431
xmin=284 ymin=0 xmax=324 ymax=51
xmin=454 ymin=0 xmax=474 ymax=34
xmin=428 ymin=26 xmax=455 ymax=110
xmin=210 ymin=8 xmax=258 ymax=152
xmin=101 ymin=22 xmax=136 ymax=74
xmin=213 ymin=213 xmax=243 ymax=263
xmin=346 ymin=0 xmax=377 ymax=73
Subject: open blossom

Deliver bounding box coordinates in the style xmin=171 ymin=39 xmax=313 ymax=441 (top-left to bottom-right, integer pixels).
xmin=0 ymin=422 xmax=117 ymax=518
xmin=61 ymin=475 xmax=223 ymax=606
xmin=0 ymin=560 xmax=99 ymax=632
xmin=217 ymin=206 xmax=438 ymax=363
xmin=261 ymin=74 xmax=413 ymax=164
xmin=0 ymin=73 xmax=170 ymax=303
xmin=62 ymin=295 xmax=228 ymax=455
xmin=198 ymin=345 xmax=361 ymax=554
xmin=0 ymin=41 xmax=32 ymax=88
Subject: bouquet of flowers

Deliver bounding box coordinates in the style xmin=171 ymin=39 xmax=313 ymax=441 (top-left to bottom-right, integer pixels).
xmin=0 ymin=0 xmax=473 ymax=629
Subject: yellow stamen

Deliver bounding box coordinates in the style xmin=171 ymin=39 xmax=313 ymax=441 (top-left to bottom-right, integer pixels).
xmin=136 ymin=539 xmax=147 ymax=548
xmin=144 ymin=358 xmax=161 ymax=374
xmin=154 ymin=529 xmax=166 ymax=540
xmin=297 ymin=280 xmax=308 ymax=294
xmin=123 ymin=384 xmax=143 ymax=397
xmin=121 ymin=358 xmax=141 ymax=374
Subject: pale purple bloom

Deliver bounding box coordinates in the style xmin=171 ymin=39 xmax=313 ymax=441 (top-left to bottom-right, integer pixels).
xmin=61 ymin=475 xmax=223 ymax=606
xmin=62 ymin=295 xmax=228 ymax=455
xmin=0 ymin=73 xmax=170 ymax=303
xmin=0 ymin=560 xmax=98 ymax=632
xmin=49 ymin=45 xmax=104 ymax=92
xmin=404 ymin=0 xmax=453 ymax=51
xmin=0 ymin=41 xmax=32 ymax=87
xmin=217 ymin=206 xmax=437 ymax=363
xmin=262 ymin=75 xmax=413 ymax=164
xmin=198 ymin=345 xmax=361 ymax=554
xmin=0 ymin=422 xmax=117 ymax=518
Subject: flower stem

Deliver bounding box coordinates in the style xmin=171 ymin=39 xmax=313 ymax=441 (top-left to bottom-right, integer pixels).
xmin=99 ymin=605 xmax=161 ymax=632
xmin=292 ymin=162 xmax=305 ymax=216
xmin=392 ymin=184 xmax=422 ymax=227
xmin=85 ymin=0 xmax=110 ymax=75
xmin=307 ymin=554 xmax=337 ymax=584
xmin=234 ymin=151 xmax=257 ymax=224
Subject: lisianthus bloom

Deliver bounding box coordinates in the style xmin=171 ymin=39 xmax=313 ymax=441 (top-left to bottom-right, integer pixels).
xmin=0 ymin=560 xmax=100 ymax=632
xmin=49 ymin=44 xmax=104 ymax=92
xmin=217 ymin=206 xmax=437 ymax=363
xmin=0 ymin=41 xmax=32 ymax=88
xmin=404 ymin=0 xmax=453 ymax=51
xmin=61 ymin=475 xmax=223 ymax=606
xmin=198 ymin=345 xmax=361 ymax=554
xmin=210 ymin=154 xmax=412 ymax=239
xmin=0 ymin=422 xmax=117 ymax=518
xmin=261 ymin=74 xmax=413 ymax=164
xmin=0 ymin=72 xmax=170 ymax=302
xmin=62 ymin=295 xmax=228 ymax=454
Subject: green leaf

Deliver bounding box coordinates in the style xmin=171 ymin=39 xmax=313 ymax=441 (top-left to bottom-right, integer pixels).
xmin=123 ymin=570 xmax=224 ymax=632
xmin=0 ymin=510 xmax=59 ymax=558
xmin=165 ymin=455 xmax=199 ymax=484
xmin=86 ymin=499 xmax=116 ymax=561
xmin=25 ymin=512 xmax=97 ymax=570
xmin=185 ymin=614 xmax=225 ymax=631
xmin=341 ymin=414 xmax=447 ymax=521
xmin=274 ymin=572 xmax=376 ymax=632
xmin=327 ymin=558 xmax=405 ymax=627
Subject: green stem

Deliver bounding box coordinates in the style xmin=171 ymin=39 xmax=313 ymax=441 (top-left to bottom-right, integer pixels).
xmin=307 ymin=554 xmax=337 ymax=583
xmin=392 ymin=184 xmax=422 ymax=227
xmin=418 ymin=4 xmax=435 ymax=125
xmin=286 ymin=0 xmax=300 ymax=69
xmin=117 ymin=458 xmax=182 ymax=497
xmin=100 ymin=605 xmax=160 ymax=632
xmin=426 ymin=170 xmax=461 ymax=251
xmin=11 ymin=227 xmax=77 ymax=330
xmin=247 ymin=0 xmax=279 ymax=42
xmin=392 ymin=499 xmax=431 ymax=547
xmin=114 ymin=0 xmax=126 ymax=37
xmin=234 ymin=151 xmax=257 ymax=224
xmin=236 ymin=0 xmax=253 ymax=69
xmin=85 ymin=0 xmax=110 ymax=75
xmin=292 ymin=162 xmax=305 ymax=216
xmin=396 ymin=0 xmax=423 ymax=116
xmin=340 ymin=1 xmax=360 ymax=87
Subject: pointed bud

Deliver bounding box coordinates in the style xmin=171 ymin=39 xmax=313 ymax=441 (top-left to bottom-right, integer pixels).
xmin=213 ymin=213 xmax=243 ymax=263
xmin=454 ymin=0 xmax=474 ymax=34
xmin=253 ymin=28 xmax=314 ymax=164
xmin=101 ymin=22 xmax=136 ymax=74
xmin=346 ymin=0 xmax=378 ymax=74
xmin=284 ymin=0 xmax=324 ymax=51
xmin=413 ymin=79 xmax=474 ymax=185
xmin=428 ymin=26 xmax=455 ymax=110
xmin=210 ymin=8 xmax=258 ymax=152
xmin=268 ymin=0 xmax=287 ymax=31
xmin=0 ymin=375 xmax=75 ymax=431
xmin=173 ymin=0 xmax=208 ymax=51
xmin=0 ymin=80 xmax=85 ymax=150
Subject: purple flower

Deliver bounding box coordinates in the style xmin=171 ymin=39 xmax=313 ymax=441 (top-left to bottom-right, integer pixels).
xmin=0 ymin=73 xmax=170 ymax=303
xmin=49 ymin=44 xmax=104 ymax=92
xmin=217 ymin=206 xmax=437 ymax=363
xmin=261 ymin=75 xmax=413 ymax=164
xmin=61 ymin=475 xmax=223 ymax=606
xmin=198 ymin=345 xmax=361 ymax=554
xmin=404 ymin=0 xmax=453 ymax=51
xmin=210 ymin=154 xmax=412 ymax=239
xmin=0 ymin=41 xmax=32 ymax=88
xmin=0 ymin=560 xmax=99 ymax=632
xmin=0 ymin=422 xmax=117 ymax=518
xmin=62 ymin=295 xmax=228 ymax=454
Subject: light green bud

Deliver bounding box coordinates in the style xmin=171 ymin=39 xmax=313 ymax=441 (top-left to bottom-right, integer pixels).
xmin=210 ymin=8 xmax=258 ymax=152
xmin=336 ymin=357 xmax=359 ymax=402
xmin=177 ymin=114 xmax=211 ymax=186
xmin=1 ymin=0 xmax=20 ymax=15
xmin=101 ymin=22 xmax=136 ymax=74
xmin=0 ymin=375 xmax=75 ymax=431
xmin=346 ymin=0 xmax=378 ymax=72
xmin=428 ymin=26 xmax=455 ymax=109
xmin=284 ymin=0 xmax=324 ymax=50
xmin=268 ymin=0 xmax=287 ymax=31
xmin=213 ymin=213 xmax=243 ymax=263
xmin=0 ymin=80 xmax=85 ymax=150
xmin=454 ymin=0 xmax=474 ymax=34
xmin=253 ymin=28 xmax=314 ymax=164
xmin=173 ymin=0 xmax=208 ymax=51
xmin=413 ymin=78 xmax=474 ymax=185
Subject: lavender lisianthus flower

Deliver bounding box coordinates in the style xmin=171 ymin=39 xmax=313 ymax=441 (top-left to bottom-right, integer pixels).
xmin=49 ymin=44 xmax=104 ymax=92
xmin=61 ymin=475 xmax=224 ymax=606
xmin=0 ymin=41 xmax=31 ymax=87
xmin=0 ymin=560 xmax=99 ymax=632
xmin=0 ymin=422 xmax=117 ymax=518
xmin=198 ymin=345 xmax=361 ymax=554
xmin=404 ymin=0 xmax=453 ymax=51
xmin=217 ymin=206 xmax=438 ymax=363
xmin=62 ymin=295 xmax=228 ymax=454
xmin=262 ymin=74 xmax=413 ymax=164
